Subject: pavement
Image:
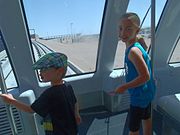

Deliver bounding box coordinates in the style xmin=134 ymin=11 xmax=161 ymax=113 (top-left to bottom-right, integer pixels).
xmin=36 ymin=37 xmax=151 ymax=72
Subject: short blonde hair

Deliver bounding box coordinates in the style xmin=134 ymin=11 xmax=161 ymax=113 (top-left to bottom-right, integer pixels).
xmin=120 ymin=12 xmax=140 ymax=28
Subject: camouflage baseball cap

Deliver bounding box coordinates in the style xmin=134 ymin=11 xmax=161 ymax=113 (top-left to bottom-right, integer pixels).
xmin=32 ymin=52 xmax=67 ymax=70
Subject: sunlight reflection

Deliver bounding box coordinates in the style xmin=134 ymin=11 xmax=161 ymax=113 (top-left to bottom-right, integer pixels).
xmin=175 ymin=94 xmax=180 ymax=101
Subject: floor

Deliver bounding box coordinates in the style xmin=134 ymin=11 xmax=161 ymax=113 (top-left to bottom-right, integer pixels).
xmin=79 ymin=106 xmax=128 ymax=135
xmin=78 ymin=105 xmax=174 ymax=135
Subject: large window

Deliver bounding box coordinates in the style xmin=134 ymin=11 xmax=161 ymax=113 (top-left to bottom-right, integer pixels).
xmin=169 ymin=37 xmax=180 ymax=63
xmin=23 ymin=0 xmax=105 ymax=76
xmin=0 ymin=31 xmax=18 ymax=90
xmin=113 ymin=0 xmax=167 ymax=69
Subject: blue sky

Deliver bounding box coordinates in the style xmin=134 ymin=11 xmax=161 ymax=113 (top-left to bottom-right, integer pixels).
xmin=23 ymin=0 xmax=166 ymax=37
xmin=128 ymin=0 xmax=167 ymax=28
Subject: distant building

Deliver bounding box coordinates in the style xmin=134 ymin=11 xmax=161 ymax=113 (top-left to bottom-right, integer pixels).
xmin=139 ymin=27 xmax=151 ymax=38
xmin=30 ymin=34 xmax=39 ymax=40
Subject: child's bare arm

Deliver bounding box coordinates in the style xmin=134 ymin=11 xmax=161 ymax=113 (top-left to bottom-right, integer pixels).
xmin=129 ymin=47 xmax=150 ymax=81
xmin=115 ymin=47 xmax=150 ymax=93
xmin=124 ymin=47 xmax=150 ymax=88
xmin=0 ymin=94 xmax=34 ymax=113
xmin=75 ymin=102 xmax=81 ymax=125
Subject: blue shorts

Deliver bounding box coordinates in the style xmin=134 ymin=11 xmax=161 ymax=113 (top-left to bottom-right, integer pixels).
xmin=129 ymin=103 xmax=151 ymax=132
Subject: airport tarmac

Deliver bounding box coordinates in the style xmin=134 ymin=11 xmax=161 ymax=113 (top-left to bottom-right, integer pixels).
xmin=37 ymin=37 xmax=151 ymax=72
xmin=37 ymin=37 xmax=99 ymax=72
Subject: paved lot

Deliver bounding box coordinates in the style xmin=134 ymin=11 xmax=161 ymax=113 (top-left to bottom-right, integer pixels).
xmin=37 ymin=37 xmax=179 ymax=72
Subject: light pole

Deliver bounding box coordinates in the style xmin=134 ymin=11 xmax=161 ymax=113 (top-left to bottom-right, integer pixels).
xmin=70 ymin=23 xmax=73 ymax=43
xmin=29 ymin=29 xmax=36 ymax=41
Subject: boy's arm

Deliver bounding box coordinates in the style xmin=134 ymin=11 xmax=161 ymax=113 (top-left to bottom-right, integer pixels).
xmin=0 ymin=94 xmax=34 ymax=113
xmin=75 ymin=102 xmax=81 ymax=125
xmin=115 ymin=47 xmax=150 ymax=93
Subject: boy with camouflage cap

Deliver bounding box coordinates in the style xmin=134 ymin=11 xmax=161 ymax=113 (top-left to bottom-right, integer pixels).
xmin=0 ymin=52 xmax=81 ymax=135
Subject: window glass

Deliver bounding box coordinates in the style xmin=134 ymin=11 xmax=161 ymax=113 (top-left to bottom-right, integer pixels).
xmin=23 ymin=0 xmax=105 ymax=76
xmin=0 ymin=31 xmax=18 ymax=90
xmin=113 ymin=0 xmax=167 ymax=69
xmin=169 ymin=38 xmax=180 ymax=63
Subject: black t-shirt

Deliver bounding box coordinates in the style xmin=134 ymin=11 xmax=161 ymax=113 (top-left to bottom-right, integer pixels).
xmin=31 ymin=84 xmax=77 ymax=135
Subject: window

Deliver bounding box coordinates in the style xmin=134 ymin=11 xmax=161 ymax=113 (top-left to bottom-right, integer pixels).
xmin=169 ymin=37 xmax=180 ymax=63
xmin=23 ymin=0 xmax=105 ymax=76
xmin=113 ymin=0 xmax=167 ymax=69
xmin=0 ymin=31 xmax=18 ymax=90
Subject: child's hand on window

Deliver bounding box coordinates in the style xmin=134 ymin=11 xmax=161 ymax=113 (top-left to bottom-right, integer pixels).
xmin=0 ymin=93 xmax=15 ymax=104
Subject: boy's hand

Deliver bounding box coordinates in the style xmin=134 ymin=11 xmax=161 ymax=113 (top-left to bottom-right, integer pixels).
xmin=108 ymin=91 xmax=116 ymax=96
xmin=115 ymin=86 xmax=126 ymax=94
xmin=0 ymin=94 xmax=15 ymax=104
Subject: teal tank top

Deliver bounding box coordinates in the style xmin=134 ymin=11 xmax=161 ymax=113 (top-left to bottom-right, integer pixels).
xmin=125 ymin=42 xmax=156 ymax=108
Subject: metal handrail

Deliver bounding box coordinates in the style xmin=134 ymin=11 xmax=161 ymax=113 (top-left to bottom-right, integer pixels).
xmin=0 ymin=63 xmax=18 ymax=135
xmin=151 ymin=0 xmax=156 ymax=73
xmin=140 ymin=4 xmax=151 ymax=29
xmin=151 ymin=1 xmax=156 ymax=135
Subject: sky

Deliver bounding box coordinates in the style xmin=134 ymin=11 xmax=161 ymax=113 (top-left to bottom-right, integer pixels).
xmin=23 ymin=0 xmax=167 ymax=37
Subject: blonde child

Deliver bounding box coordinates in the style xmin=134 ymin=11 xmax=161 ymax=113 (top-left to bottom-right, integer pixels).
xmin=0 ymin=52 xmax=81 ymax=135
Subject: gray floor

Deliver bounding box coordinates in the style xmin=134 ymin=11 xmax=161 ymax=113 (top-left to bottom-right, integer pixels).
xmin=78 ymin=106 xmax=128 ymax=135
xmin=78 ymin=106 xmax=170 ymax=135
xmin=86 ymin=113 xmax=127 ymax=135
